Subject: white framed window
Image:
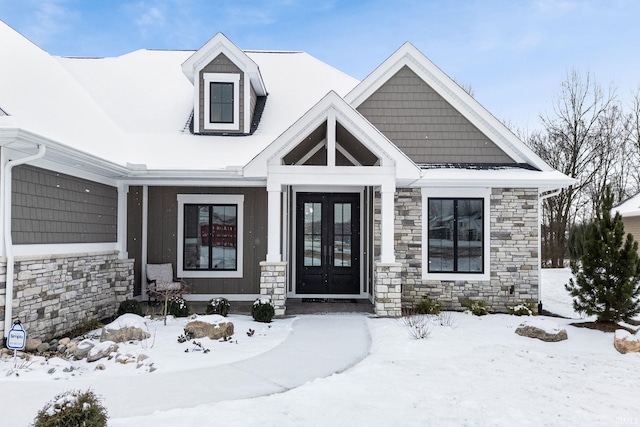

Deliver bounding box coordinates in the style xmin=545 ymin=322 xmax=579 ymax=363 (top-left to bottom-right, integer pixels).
xmin=203 ymin=73 xmax=240 ymax=131
xmin=177 ymin=194 xmax=244 ymax=278
xmin=422 ymin=188 xmax=490 ymax=281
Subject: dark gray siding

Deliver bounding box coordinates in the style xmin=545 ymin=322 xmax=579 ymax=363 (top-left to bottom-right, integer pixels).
xmin=127 ymin=186 xmax=144 ymax=296
xmin=12 ymin=165 xmax=117 ymax=244
xmin=198 ymin=53 xmax=244 ymax=134
xmin=147 ymin=186 xmax=267 ymax=295
xmin=357 ymin=66 xmax=514 ymax=164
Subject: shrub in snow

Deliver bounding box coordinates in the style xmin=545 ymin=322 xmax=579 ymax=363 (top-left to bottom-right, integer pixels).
xmin=117 ymin=299 xmax=143 ymax=317
xmin=33 ymin=389 xmax=108 ymax=427
xmin=206 ymin=297 xmax=231 ymax=317
xmin=414 ymin=294 xmax=442 ymax=315
xmin=252 ymin=299 xmax=275 ymax=323
xmin=507 ymin=302 xmax=536 ymax=316
xmin=166 ymin=296 xmax=190 ymax=318
xmin=467 ymin=300 xmax=489 ymax=316
xmin=565 ymin=186 xmax=640 ymax=323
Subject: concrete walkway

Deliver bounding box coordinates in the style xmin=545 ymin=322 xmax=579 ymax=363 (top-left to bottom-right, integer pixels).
xmin=1 ymin=314 xmax=371 ymax=425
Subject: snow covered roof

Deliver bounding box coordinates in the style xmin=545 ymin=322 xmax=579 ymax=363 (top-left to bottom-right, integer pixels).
xmin=615 ymin=193 xmax=640 ymax=217
xmin=0 ymin=20 xmax=358 ymax=174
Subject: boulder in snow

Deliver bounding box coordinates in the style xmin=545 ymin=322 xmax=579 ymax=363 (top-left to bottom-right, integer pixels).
xmin=101 ymin=313 xmax=151 ymax=343
xmin=613 ymin=329 xmax=640 ymax=354
xmin=87 ymin=341 xmax=119 ymax=362
xmin=25 ymin=337 xmax=42 ymax=352
xmin=184 ymin=319 xmax=234 ymax=340
xmin=515 ymin=318 xmax=568 ymax=342
xmin=73 ymin=339 xmax=95 ymax=360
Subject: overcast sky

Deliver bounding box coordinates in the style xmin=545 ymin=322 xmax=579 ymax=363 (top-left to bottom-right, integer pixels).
xmin=1 ymin=0 xmax=639 ymax=131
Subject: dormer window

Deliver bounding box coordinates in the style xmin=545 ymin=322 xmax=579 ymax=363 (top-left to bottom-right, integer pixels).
xmin=203 ymin=73 xmax=240 ymax=131
xmin=210 ymin=82 xmax=233 ymax=123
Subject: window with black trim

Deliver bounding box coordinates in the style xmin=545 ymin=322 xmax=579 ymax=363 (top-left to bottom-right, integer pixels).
xmin=428 ymin=198 xmax=483 ymax=273
xmin=183 ymin=203 xmax=238 ymax=271
xmin=209 ymin=82 xmax=234 ymax=124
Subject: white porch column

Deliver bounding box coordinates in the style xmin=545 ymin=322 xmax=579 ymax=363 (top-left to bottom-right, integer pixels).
xmin=380 ymin=185 xmax=396 ymax=263
xmin=116 ymin=183 xmax=129 ymax=259
xmin=266 ymin=183 xmax=282 ymax=262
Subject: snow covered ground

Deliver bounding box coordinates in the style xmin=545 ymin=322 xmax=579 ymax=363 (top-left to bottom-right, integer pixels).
xmin=2 ymin=268 xmax=639 ymax=426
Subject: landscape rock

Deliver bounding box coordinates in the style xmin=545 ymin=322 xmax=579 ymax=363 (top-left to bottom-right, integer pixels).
xmin=87 ymin=341 xmax=119 ymax=362
xmin=58 ymin=337 xmax=71 ymax=346
xmin=613 ymin=329 xmax=640 ymax=354
xmin=95 ymin=363 xmax=106 ymax=371
xmin=184 ymin=320 xmax=235 ymax=340
xmin=101 ymin=314 xmax=151 ymax=343
xmin=36 ymin=343 xmax=50 ymax=353
xmin=515 ymin=318 xmax=568 ymax=342
xmin=25 ymin=338 xmax=42 ymax=352
xmin=74 ymin=339 xmax=95 ymax=360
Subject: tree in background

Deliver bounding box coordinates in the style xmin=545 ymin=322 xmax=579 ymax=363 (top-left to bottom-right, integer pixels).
xmin=565 ymin=186 xmax=640 ymax=323
xmin=527 ymin=70 xmax=637 ymax=267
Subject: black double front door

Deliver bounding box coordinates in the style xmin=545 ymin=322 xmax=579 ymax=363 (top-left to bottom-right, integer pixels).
xmin=296 ymin=193 xmax=360 ymax=294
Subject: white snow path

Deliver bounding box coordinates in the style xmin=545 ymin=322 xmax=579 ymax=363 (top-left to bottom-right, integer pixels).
xmin=0 ymin=314 xmax=371 ymax=426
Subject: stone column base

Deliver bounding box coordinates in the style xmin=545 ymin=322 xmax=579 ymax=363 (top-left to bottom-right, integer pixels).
xmin=259 ymin=261 xmax=287 ymax=316
xmin=374 ymin=262 xmax=402 ymax=317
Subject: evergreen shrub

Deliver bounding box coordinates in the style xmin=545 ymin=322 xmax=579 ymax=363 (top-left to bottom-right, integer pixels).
xmin=117 ymin=299 xmax=143 ymax=317
xmin=252 ymin=299 xmax=275 ymax=323
xmin=33 ymin=389 xmax=108 ymax=427
xmin=206 ymin=297 xmax=231 ymax=316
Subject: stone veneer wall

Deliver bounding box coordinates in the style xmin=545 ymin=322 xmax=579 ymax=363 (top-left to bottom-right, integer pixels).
xmin=259 ymin=261 xmax=287 ymax=316
xmin=0 ymin=251 xmax=133 ymax=342
xmin=376 ymin=187 xmax=539 ymax=314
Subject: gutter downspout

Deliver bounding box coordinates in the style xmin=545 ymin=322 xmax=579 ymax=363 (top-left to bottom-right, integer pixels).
xmin=537 ymin=188 xmax=562 ymax=315
xmin=3 ymin=145 xmax=46 ymax=339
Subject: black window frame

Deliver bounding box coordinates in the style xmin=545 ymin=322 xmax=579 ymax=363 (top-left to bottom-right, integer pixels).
xmin=209 ymin=82 xmax=234 ymax=124
xmin=183 ymin=203 xmax=238 ymax=272
xmin=427 ymin=197 xmax=484 ymax=274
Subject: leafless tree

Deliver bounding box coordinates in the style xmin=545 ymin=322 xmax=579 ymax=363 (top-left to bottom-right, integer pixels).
xmin=528 ymin=69 xmax=617 ymax=267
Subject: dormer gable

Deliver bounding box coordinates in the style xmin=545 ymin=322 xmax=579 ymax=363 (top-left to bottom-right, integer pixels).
xmin=345 ymin=42 xmax=553 ymax=172
xmin=181 ymin=33 xmax=267 ymax=135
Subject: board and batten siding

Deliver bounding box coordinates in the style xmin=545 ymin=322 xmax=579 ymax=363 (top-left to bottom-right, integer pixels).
xmin=146 ymin=186 xmax=267 ymax=295
xmin=357 ymin=66 xmax=514 ymax=164
xmin=198 ymin=53 xmax=245 ymax=134
xmin=11 ymin=165 xmax=117 ymax=244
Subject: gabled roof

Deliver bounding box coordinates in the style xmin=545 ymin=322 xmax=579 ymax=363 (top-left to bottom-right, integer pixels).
xmin=345 ymin=42 xmax=554 ymax=172
xmin=244 ymin=90 xmax=420 ymax=182
xmin=181 ymin=32 xmax=267 ymax=96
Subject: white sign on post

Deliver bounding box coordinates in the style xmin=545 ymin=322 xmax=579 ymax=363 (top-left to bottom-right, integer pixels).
xmin=7 ymin=321 xmax=26 ymax=350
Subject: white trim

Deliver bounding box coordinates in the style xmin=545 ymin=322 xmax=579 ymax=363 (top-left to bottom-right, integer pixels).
xmin=177 ymin=194 xmax=244 ymax=278
xmin=243 ymin=72 xmax=251 ymax=133
xmin=421 ymin=187 xmax=491 ymax=281
xmin=116 ymin=183 xmax=128 ymax=259
xmin=203 ymin=73 xmax=240 ymax=131
xmin=12 ymin=242 xmax=119 ymax=257
xmin=183 ymin=294 xmax=259 ymax=302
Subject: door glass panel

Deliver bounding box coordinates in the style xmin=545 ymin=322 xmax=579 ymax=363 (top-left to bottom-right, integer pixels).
xmin=334 ymin=203 xmax=352 ymax=267
xmin=304 ymin=202 xmax=322 ymax=266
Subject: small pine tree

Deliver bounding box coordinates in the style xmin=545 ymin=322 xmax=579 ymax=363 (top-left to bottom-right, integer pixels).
xmin=565 ymin=186 xmax=640 ymax=323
